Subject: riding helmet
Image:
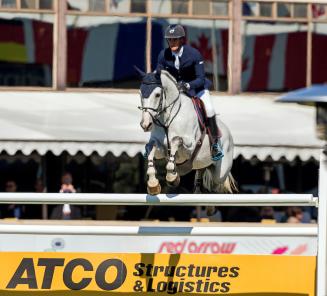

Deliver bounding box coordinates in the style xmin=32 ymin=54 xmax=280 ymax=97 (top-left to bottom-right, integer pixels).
xmin=164 ymin=24 xmax=185 ymax=39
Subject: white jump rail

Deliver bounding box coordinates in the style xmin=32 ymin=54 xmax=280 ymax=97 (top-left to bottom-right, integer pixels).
xmin=0 ymin=224 xmax=317 ymax=236
xmin=0 ymin=193 xmax=317 ymax=206
xmin=0 ymin=152 xmax=325 ymax=296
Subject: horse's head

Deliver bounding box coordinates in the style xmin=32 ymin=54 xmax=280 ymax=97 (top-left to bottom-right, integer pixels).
xmin=137 ymin=70 xmax=163 ymax=132
xmin=137 ymin=67 xmax=180 ymax=132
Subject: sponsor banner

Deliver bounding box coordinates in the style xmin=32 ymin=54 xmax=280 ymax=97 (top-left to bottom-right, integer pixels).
xmin=0 ymin=252 xmax=315 ymax=295
xmin=0 ymin=234 xmax=317 ymax=255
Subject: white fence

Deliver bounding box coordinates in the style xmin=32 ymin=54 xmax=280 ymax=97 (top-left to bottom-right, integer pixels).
xmin=0 ymin=193 xmax=317 ymax=206
xmin=0 ymin=152 xmax=325 ymax=295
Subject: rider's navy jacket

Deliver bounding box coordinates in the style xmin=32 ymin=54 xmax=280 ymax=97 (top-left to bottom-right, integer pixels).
xmin=155 ymin=44 xmax=212 ymax=97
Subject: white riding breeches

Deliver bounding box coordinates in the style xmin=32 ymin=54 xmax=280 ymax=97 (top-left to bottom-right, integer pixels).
xmin=196 ymin=89 xmax=216 ymax=118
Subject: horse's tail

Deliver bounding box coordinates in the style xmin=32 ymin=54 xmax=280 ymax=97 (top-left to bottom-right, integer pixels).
xmin=202 ymin=169 xmax=238 ymax=193
xmin=224 ymin=173 xmax=238 ymax=193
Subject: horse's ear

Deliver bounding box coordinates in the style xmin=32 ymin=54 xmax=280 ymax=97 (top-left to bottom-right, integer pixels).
xmin=154 ymin=69 xmax=161 ymax=80
xmin=134 ymin=65 xmax=146 ymax=79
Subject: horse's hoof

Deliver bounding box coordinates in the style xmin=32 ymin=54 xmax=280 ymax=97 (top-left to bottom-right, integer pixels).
xmin=166 ymin=174 xmax=180 ymax=187
xmin=206 ymin=206 xmax=217 ymax=216
xmin=147 ymin=181 xmax=161 ymax=195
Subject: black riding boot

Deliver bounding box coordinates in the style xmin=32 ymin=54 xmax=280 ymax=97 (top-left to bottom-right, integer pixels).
xmin=207 ymin=116 xmax=224 ymax=161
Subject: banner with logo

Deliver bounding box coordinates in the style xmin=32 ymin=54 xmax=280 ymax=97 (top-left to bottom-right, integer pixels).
xmin=0 ymin=252 xmax=315 ymax=295
xmin=0 ymin=234 xmax=317 ymax=255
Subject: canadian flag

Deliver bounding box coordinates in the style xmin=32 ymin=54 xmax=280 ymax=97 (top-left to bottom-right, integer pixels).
xmin=243 ymin=30 xmax=327 ymax=91
xmin=186 ymin=26 xmax=228 ymax=78
xmin=242 ymin=30 xmax=307 ymax=91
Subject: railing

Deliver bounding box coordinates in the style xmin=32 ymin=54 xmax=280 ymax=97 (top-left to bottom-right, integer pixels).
xmin=0 ymin=193 xmax=317 ymax=206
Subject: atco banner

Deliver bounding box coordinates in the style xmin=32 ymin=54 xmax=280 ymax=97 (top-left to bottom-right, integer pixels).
xmin=0 ymin=252 xmax=315 ymax=295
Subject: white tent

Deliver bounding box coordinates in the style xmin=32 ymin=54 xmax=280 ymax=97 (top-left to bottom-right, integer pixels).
xmin=0 ymin=91 xmax=323 ymax=162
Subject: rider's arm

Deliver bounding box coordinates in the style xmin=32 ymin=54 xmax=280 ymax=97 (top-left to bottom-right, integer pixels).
xmin=188 ymin=49 xmax=206 ymax=90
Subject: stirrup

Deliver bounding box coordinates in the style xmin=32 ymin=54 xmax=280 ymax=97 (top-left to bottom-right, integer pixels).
xmin=211 ymin=142 xmax=224 ymax=161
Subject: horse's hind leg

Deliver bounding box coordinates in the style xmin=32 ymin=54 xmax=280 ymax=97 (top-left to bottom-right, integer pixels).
xmin=146 ymin=145 xmax=161 ymax=195
xmin=166 ymin=136 xmax=182 ymax=187
xmin=194 ymin=169 xmax=204 ymax=194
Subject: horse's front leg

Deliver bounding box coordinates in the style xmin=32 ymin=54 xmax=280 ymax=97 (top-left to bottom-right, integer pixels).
xmin=146 ymin=144 xmax=161 ymax=195
xmin=166 ymin=136 xmax=182 ymax=187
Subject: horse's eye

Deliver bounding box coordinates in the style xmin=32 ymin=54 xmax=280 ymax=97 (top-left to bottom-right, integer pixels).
xmin=155 ymin=93 xmax=160 ymax=98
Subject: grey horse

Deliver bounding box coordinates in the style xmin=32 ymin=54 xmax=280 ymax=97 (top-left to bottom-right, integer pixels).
xmin=138 ymin=69 xmax=237 ymax=204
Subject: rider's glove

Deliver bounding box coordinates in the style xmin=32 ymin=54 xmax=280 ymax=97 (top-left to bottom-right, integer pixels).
xmin=177 ymin=81 xmax=190 ymax=92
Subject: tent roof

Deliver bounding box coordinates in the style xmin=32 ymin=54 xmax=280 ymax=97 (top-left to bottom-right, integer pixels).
xmin=0 ymin=91 xmax=323 ymax=162
xmin=278 ymin=84 xmax=327 ymax=103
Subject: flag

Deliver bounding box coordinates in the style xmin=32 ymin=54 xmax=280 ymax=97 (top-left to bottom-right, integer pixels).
xmin=242 ymin=30 xmax=307 ymax=91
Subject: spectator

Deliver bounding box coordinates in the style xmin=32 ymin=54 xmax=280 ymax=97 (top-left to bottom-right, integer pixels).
xmin=35 ymin=178 xmax=46 ymax=193
xmin=260 ymin=206 xmax=276 ymax=223
xmin=34 ymin=178 xmax=48 ymax=219
xmin=4 ymin=180 xmax=24 ymax=219
xmin=283 ymin=206 xmax=304 ymax=223
xmin=50 ymin=172 xmax=82 ymax=220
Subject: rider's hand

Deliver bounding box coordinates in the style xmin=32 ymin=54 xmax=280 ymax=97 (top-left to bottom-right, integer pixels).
xmin=177 ymin=81 xmax=190 ymax=92
xmin=60 ymin=184 xmax=76 ymax=193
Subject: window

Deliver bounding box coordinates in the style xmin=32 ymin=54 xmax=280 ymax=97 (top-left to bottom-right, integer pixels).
xmin=0 ymin=13 xmax=53 ymax=86
xmin=151 ymin=0 xmax=171 ymax=14
xmin=0 ymin=0 xmax=53 ymax=9
xmin=193 ymin=0 xmax=210 ymax=15
xmin=21 ymin=0 xmax=38 ymax=9
xmin=0 ymin=0 xmax=16 ymax=8
xmin=212 ymin=0 xmax=228 ymax=16
xmin=259 ymin=2 xmax=272 ymax=17
xmin=277 ymin=3 xmax=291 ymax=17
xmin=89 ymin=0 xmax=106 ymax=12
xmin=67 ymin=0 xmax=88 ymax=12
xmin=312 ymin=4 xmax=327 ymax=20
xmin=172 ymin=0 xmax=189 ymax=14
xmin=243 ymin=2 xmax=258 ymax=16
xmin=131 ymin=0 xmax=146 ymax=13
xmin=294 ymin=3 xmax=307 ymax=18
xmin=39 ymin=0 xmax=52 ymax=9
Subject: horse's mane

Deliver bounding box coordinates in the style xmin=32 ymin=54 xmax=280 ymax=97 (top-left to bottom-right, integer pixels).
xmin=160 ymin=70 xmax=177 ymax=86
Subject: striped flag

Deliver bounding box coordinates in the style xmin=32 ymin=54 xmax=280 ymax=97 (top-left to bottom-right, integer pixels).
xmin=242 ymin=31 xmax=307 ymax=91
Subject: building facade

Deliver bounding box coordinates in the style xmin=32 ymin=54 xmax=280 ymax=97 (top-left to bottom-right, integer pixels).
xmin=0 ymin=0 xmax=327 ymax=93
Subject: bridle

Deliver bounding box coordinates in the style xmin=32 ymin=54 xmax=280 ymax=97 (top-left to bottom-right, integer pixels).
xmin=138 ymin=78 xmax=182 ymax=154
xmin=138 ymin=82 xmax=181 ymax=130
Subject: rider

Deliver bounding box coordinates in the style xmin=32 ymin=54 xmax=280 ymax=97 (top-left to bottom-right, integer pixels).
xmin=153 ymin=24 xmax=224 ymax=161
